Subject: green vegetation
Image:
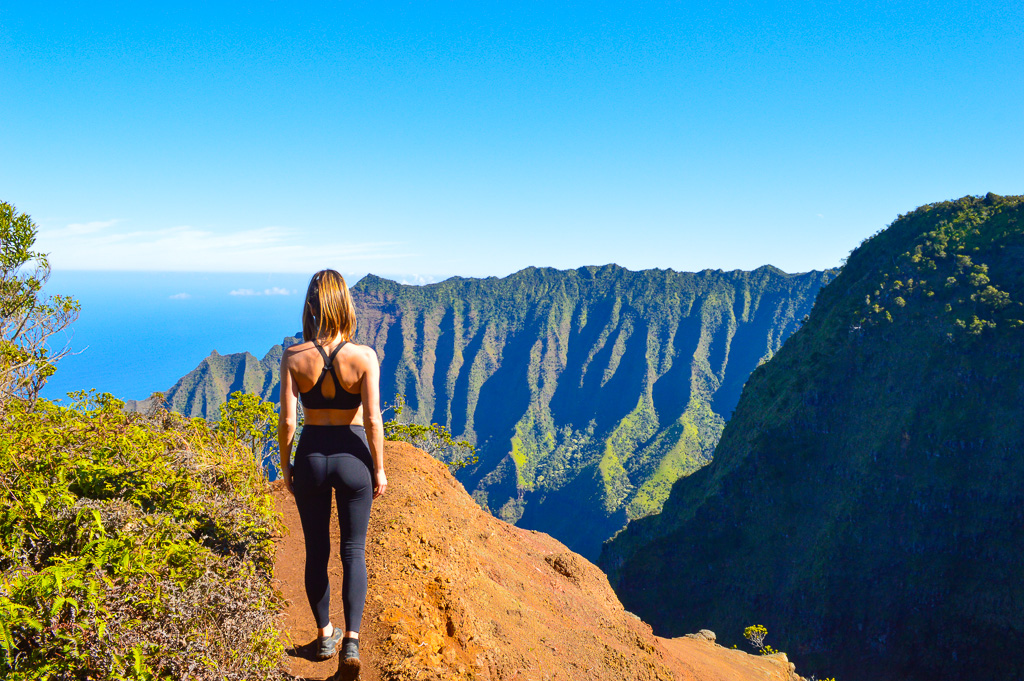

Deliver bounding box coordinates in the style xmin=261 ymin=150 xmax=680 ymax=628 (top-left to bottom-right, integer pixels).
xmin=846 ymin=192 xmax=1023 ymax=337
xmin=215 ymin=390 xmax=279 ymax=476
xmin=0 ymin=204 xmax=284 ymax=680
xmin=742 ymin=625 xmax=777 ymax=655
xmin=0 ymin=394 xmax=283 ymax=680
xmin=604 ymin=195 xmax=1024 ymax=681
xmin=162 ymin=264 xmax=831 ymax=558
xmin=383 ymin=394 xmax=478 ymax=472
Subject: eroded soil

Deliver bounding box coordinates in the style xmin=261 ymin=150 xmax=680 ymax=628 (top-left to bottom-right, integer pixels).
xmin=274 ymin=441 xmax=802 ymax=681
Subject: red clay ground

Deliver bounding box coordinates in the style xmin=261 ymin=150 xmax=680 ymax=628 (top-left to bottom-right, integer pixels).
xmin=273 ymin=441 xmax=804 ymax=681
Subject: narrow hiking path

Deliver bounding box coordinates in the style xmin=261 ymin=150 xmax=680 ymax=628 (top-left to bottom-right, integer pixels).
xmin=274 ymin=480 xmax=380 ymax=681
xmin=273 ymin=441 xmax=803 ymax=681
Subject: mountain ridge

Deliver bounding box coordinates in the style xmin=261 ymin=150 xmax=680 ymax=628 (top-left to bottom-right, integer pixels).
xmin=156 ymin=263 xmax=834 ymax=559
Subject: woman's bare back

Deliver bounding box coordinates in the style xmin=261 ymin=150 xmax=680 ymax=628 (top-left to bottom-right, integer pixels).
xmin=283 ymin=338 xmax=378 ymax=426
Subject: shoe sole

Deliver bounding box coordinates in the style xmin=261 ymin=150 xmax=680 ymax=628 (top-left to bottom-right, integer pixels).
xmin=337 ymin=658 xmax=360 ymax=681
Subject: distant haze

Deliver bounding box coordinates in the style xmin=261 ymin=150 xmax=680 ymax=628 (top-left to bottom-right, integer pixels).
xmin=40 ymin=270 xmax=446 ymax=401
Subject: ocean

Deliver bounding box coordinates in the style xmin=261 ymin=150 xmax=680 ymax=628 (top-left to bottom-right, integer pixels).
xmin=39 ymin=271 xmax=392 ymax=403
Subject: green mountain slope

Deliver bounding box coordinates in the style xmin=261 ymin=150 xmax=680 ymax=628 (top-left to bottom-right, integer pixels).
xmin=163 ymin=264 xmax=831 ymax=559
xmin=601 ymin=195 xmax=1024 ymax=681
xmin=159 ymin=339 xmax=301 ymax=417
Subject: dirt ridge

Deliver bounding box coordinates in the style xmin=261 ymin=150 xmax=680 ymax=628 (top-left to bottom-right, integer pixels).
xmin=274 ymin=441 xmax=804 ymax=680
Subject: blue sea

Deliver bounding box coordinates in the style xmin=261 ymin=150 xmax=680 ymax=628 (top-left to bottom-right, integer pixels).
xmin=40 ymin=271 xmax=436 ymax=403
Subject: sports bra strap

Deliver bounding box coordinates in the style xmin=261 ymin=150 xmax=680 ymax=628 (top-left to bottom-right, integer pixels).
xmin=313 ymin=341 xmax=331 ymax=372
xmin=312 ymin=340 xmax=347 ymax=388
xmin=326 ymin=341 xmax=346 ymax=367
xmin=301 ymin=340 xmax=362 ymax=410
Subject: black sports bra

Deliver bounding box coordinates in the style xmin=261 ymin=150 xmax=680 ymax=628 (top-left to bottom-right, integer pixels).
xmin=299 ymin=341 xmax=363 ymax=410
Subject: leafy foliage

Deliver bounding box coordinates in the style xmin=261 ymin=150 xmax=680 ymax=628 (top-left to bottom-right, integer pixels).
xmin=742 ymin=624 xmax=767 ymax=650
xmin=742 ymin=625 xmax=778 ymax=655
xmin=0 ymin=202 xmax=80 ymax=406
xmin=383 ymin=394 xmax=478 ymax=471
xmin=216 ymin=390 xmax=278 ymax=475
xmin=848 ymin=193 xmax=1024 ymax=337
xmin=0 ymin=392 xmax=284 ymax=680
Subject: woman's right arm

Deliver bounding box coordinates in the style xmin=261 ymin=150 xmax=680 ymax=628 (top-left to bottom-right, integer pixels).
xmin=278 ymin=353 xmax=299 ymax=494
xmin=360 ymin=346 xmax=387 ymax=498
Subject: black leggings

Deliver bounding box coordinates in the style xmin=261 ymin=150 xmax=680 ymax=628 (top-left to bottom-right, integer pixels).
xmin=292 ymin=425 xmax=374 ymax=633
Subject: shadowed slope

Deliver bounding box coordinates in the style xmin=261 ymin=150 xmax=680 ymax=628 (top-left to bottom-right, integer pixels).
xmin=603 ymin=195 xmax=1024 ymax=681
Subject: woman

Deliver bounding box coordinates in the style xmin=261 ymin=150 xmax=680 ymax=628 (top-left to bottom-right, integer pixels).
xmin=278 ymin=269 xmax=387 ymax=670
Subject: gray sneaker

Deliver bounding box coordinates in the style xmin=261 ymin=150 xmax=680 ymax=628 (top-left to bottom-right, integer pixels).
xmin=335 ymin=638 xmax=361 ymax=680
xmin=316 ymin=628 xmax=343 ymax=660
xmin=340 ymin=637 xmax=360 ymax=668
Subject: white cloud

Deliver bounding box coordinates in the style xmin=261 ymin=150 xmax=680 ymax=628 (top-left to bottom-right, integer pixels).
xmin=168 ymin=292 xmax=191 ymax=299
xmin=36 ymin=221 xmax=411 ymax=272
xmin=397 ymin=274 xmax=444 ymax=286
xmin=62 ymin=219 xmax=121 ymax=235
xmin=229 ymin=287 xmax=294 ymax=296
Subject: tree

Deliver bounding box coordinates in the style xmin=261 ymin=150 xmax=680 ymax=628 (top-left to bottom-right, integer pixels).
xmin=0 ymin=202 xmax=80 ymax=407
xmin=216 ymin=390 xmax=278 ymax=466
xmin=383 ymin=393 xmax=477 ymax=471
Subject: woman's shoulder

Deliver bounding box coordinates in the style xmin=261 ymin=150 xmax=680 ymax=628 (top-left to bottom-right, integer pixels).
xmin=345 ymin=341 xmax=378 ymax=361
xmin=344 ymin=339 xmax=376 ymax=356
xmin=282 ymin=340 xmax=317 ymax=361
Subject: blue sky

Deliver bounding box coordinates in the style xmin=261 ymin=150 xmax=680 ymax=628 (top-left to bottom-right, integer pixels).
xmin=3 ymin=1 xmax=1022 ymax=277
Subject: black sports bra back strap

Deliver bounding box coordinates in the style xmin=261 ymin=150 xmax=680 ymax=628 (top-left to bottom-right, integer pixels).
xmin=312 ymin=341 xmax=330 ymax=369
xmin=313 ymin=340 xmax=347 ymax=390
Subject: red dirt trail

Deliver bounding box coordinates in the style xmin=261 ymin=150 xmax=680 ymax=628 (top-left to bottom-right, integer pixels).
xmin=273 ymin=441 xmax=803 ymax=681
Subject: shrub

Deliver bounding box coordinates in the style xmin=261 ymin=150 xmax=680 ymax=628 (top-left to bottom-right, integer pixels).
xmin=742 ymin=624 xmax=778 ymax=655
xmin=216 ymin=390 xmax=278 ymax=475
xmin=0 ymin=391 xmax=285 ymax=680
xmin=383 ymin=394 xmax=478 ymax=471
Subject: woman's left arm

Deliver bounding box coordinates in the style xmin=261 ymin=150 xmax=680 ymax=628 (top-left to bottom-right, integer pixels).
xmin=360 ymin=346 xmax=386 ymax=498
xmin=278 ymin=353 xmax=299 ymax=494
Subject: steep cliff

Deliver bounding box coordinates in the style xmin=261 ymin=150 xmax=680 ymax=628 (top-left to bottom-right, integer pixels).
xmin=602 ymin=195 xmax=1024 ymax=681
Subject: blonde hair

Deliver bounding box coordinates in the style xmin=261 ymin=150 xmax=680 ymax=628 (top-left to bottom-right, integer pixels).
xmin=302 ymin=270 xmax=357 ymax=343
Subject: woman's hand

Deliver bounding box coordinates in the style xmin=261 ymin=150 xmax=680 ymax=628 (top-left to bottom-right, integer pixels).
xmin=282 ymin=464 xmax=294 ymax=495
xmin=374 ymin=469 xmax=387 ymax=498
